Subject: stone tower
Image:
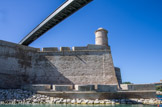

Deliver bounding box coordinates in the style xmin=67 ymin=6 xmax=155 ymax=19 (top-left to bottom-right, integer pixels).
xmin=95 ymin=28 xmax=108 ymax=46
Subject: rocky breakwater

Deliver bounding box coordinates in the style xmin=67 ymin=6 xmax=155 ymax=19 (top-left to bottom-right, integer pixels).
xmin=0 ymin=89 xmax=162 ymax=105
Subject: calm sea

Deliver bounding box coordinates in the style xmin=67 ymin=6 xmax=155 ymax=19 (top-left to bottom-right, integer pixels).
xmin=0 ymin=104 xmax=157 ymax=107
xmin=157 ymin=95 xmax=162 ymax=99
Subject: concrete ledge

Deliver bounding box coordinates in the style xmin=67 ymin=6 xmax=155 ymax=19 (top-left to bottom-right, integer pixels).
xmin=42 ymin=47 xmax=58 ymax=52
xmin=22 ymin=84 xmax=51 ymax=91
xmin=97 ymin=85 xmax=117 ymax=92
xmin=60 ymin=47 xmax=71 ymax=51
xmin=53 ymin=85 xmax=73 ymax=91
xmin=75 ymin=85 xmax=95 ymax=91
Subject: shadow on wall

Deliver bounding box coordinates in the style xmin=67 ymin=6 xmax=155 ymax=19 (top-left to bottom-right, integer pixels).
xmin=0 ymin=54 xmax=74 ymax=88
xmin=0 ymin=73 xmax=23 ymax=89
xmin=24 ymin=53 xmax=74 ymax=86
xmin=0 ymin=41 xmax=74 ymax=89
xmin=76 ymin=55 xmax=86 ymax=64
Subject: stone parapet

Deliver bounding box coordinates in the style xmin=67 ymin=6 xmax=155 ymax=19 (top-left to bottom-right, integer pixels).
xmin=87 ymin=44 xmax=110 ymax=50
xmin=60 ymin=47 xmax=71 ymax=51
xmin=0 ymin=40 xmax=40 ymax=52
xmin=75 ymin=85 xmax=95 ymax=91
xmin=120 ymin=84 xmax=156 ymax=91
xmin=42 ymin=47 xmax=58 ymax=52
xmin=97 ymin=85 xmax=118 ymax=92
xmin=22 ymin=84 xmax=51 ymax=91
xmin=41 ymin=44 xmax=110 ymax=52
xmin=53 ymin=85 xmax=73 ymax=91
xmin=72 ymin=47 xmax=88 ymax=51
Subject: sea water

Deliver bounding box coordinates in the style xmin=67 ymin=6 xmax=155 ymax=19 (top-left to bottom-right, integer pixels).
xmin=0 ymin=104 xmax=157 ymax=107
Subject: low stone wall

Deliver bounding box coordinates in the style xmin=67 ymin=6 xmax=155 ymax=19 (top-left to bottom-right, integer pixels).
xmin=37 ymin=91 xmax=156 ymax=99
xmin=42 ymin=48 xmax=58 ymax=52
xmin=22 ymin=84 xmax=51 ymax=91
xmin=53 ymin=85 xmax=73 ymax=91
xmin=22 ymin=84 xmax=119 ymax=92
xmin=97 ymin=85 xmax=117 ymax=92
xmin=120 ymin=84 xmax=156 ymax=91
xmin=75 ymin=85 xmax=95 ymax=91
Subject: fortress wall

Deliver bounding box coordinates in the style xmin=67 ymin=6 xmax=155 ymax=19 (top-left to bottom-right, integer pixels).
xmin=0 ymin=40 xmax=39 ymax=88
xmin=30 ymin=50 xmax=118 ymax=85
xmin=0 ymin=40 xmax=119 ymax=88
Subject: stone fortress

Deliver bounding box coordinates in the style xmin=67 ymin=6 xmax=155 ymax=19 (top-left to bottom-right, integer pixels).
xmin=0 ymin=28 xmax=120 ymax=88
xmin=0 ymin=0 xmax=158 ymax=100
xmin=0 ymin=28 xmax=156 ymax=99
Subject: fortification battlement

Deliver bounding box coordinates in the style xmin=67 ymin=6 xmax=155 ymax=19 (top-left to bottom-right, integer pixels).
xmin=40 ymin=27 xmax=110 ymax=52
xmin=0 ymin=40 xmax=110 ymax=53
xmin=41 ymin=44 xmax=110 ymax=52
xmin=0 ymin=40 xmax=39 ymax=52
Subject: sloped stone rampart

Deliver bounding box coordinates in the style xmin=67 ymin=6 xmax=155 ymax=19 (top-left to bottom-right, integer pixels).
xmin=0 ymin=40 xmax=118 ymax=88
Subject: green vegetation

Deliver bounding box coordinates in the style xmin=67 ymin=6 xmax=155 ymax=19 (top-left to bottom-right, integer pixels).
xmin=156 ymin=85 xmax=162 ymax=91
xmin=122 ymin=82 xmax=132 ymax=84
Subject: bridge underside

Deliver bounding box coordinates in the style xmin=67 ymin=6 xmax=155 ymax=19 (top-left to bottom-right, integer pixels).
xmin=19 ymin=0 xmax=93 ymax=46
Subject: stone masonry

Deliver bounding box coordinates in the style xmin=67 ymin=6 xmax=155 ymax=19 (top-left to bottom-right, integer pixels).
xmin=0 ymin=28 xmax=120 ymax=89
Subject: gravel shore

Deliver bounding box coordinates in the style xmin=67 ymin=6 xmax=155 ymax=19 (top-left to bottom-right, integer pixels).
xmin=0 ymin=89 xmax=161 ymax=105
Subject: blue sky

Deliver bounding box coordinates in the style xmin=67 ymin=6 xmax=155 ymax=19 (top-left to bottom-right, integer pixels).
xmin=0 ymin=0 xmax=162 ymax=84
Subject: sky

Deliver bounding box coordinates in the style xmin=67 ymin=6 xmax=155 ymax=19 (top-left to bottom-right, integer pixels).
xmin=0 ymin=0 xmax=162 ymax=84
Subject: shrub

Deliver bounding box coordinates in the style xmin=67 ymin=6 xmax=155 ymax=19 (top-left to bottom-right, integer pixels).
xmin=156 ymin=85 xmax=162 ymax=91
xmin=122 ymin=82 xmax=132 ymax=84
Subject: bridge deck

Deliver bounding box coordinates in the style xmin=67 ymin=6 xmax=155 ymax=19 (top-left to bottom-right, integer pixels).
xmin=19 ymin=0 xmax=93 ymax=46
